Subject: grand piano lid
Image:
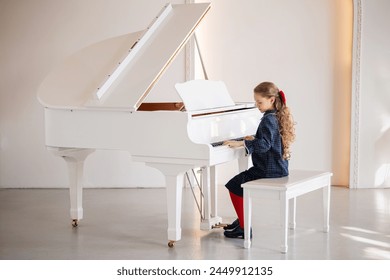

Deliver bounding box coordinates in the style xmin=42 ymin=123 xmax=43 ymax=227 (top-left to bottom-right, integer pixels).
xmin=37 ymin=3 xmax=211 ymax=111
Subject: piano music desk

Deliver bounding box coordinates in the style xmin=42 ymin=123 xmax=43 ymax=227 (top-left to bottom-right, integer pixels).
xmin=242 ymin=170 xmax=332 ymax=253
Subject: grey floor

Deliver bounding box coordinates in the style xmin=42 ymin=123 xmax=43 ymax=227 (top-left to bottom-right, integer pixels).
xmin=0 ymin=186 xmax=389 ymax=260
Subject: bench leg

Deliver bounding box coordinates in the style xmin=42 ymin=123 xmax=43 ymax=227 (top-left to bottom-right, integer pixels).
xmin=280 ymin=193 xmax=288 ymax=253
xmin=289 ymin=197 xmax=296 ymax=230
xmin=244 ymin=189 xmax=252 ymax=248
xmin=323 ymin=184 xmax=331 ymax=232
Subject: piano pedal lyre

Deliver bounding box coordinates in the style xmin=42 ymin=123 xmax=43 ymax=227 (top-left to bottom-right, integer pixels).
xmin=185 ymin=168 xmax=225 ymax=230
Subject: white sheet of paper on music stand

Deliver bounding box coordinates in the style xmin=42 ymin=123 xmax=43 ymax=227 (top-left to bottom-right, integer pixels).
xmin=175 ymin=80 xmax=235 ymax=111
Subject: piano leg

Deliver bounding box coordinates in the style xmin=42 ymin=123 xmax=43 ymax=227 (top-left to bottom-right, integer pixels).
xmin=145 ymin=162 xmax=191 ymax=247
xmin=165 ymin=173 xmax=184 ymax=247
xmin=48 ymin=147 xmax=94 ymax=227
xmin=200 ymin=166 xmax=222 ymax=230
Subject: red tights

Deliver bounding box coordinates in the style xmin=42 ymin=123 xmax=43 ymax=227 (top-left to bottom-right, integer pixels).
xmin=229 ymin=192 xmax=244 ymax=228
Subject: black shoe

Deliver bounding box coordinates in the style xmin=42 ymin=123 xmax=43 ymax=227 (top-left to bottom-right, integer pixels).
xmin=223 ymin=218 xmax=239 ymax=230
xmin=224 ymin=226 xmax=252 ymax=239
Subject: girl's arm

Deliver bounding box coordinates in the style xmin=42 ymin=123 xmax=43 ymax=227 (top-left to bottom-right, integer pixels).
xmin=245 ymin=116 xmax=277 ymax=154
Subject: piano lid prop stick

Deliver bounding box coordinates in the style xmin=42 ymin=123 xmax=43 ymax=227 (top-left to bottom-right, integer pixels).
xmin=194 ymin=34 xmax=209 ymax=80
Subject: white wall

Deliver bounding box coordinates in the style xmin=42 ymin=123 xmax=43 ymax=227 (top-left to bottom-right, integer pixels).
xmin=350 ymin=0 xmax=390 ymax=188
xmin=0 ymin=0 xmax=353 ymax=188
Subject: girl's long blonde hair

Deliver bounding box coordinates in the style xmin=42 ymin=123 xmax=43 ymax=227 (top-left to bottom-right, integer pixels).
xmin=254 ymin=81 xmax=296 ymax=160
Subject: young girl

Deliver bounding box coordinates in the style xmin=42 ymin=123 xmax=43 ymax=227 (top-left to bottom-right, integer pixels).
xmin=223 ymin=81 xmax=295 ymax=239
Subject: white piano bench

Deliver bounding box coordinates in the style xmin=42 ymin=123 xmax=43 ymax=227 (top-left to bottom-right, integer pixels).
xmin=242 ymin=170 xmax=332 ymax=253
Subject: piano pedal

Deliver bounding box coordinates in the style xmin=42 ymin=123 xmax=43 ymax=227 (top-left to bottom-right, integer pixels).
xmin=71 ymin=219 xmax=79 ymax=227
xmin=211 ymin=223 xmax=228 ymax=229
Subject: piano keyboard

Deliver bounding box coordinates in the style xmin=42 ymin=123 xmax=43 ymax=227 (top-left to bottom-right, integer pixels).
xmin=211 ymin=137 xmax=246 ymax=147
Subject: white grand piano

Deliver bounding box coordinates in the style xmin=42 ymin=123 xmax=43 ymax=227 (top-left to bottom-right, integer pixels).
xmin=37 ymin=3 xmax=261 ymax=247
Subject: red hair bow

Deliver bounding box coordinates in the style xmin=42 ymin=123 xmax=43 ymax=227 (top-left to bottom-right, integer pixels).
xmin=279 ymin=90 xmax=286 ymax=105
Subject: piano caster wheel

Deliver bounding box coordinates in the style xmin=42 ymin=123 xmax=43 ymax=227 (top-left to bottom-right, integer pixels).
xmin=71 ymin=219 xmax=79 ymax=227
xmin=168 ymin=241 xmax=175 ymax=248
